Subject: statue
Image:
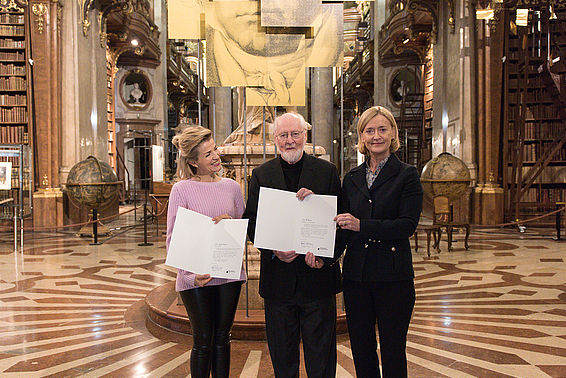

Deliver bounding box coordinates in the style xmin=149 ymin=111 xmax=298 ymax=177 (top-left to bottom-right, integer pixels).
xmin=223 ymin=88 xmax=275 ymax=145
xmin=129 ymin=83 xmax=143 ymax=104
xmin=223 ymin=88 xmax=312 ymax=145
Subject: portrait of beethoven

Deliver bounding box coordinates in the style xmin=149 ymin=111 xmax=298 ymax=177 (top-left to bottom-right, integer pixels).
xmin=205 ymin=1 xmax=343 ymax=106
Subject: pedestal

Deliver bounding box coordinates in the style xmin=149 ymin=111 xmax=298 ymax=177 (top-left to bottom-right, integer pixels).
xmin=473 ymin=184 xmax=504 ymax=225
xmin=33 ymin=189 xmax=64 ymax=229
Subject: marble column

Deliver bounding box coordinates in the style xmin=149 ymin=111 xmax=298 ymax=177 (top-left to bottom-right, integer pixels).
xmin=310 ymin=67 xmax=333 ymax=157
xmin=210 ymin=87 xmax=233 ymax=144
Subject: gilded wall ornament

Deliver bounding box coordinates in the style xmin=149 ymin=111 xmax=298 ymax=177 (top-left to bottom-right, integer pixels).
xmin=0 ymin=0 xmax=24 ymax=12
xmin=32 ymin=3 xmax=47 ymax=34
xmin=79 ymin=0 xmax=95 ymax=37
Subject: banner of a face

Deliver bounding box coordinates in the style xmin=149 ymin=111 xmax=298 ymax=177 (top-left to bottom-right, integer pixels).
xmin=173 ymin=0 xmax=344 ymax=106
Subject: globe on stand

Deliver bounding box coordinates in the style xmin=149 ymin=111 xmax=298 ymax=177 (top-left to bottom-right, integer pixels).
xmin=65 ymin=156 xmax=121 ymax=244
xmin=420 ymin=152 xmax=472 ymax=201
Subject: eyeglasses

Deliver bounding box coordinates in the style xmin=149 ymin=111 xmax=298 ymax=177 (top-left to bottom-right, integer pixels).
xmin=275 ymin=131 xmax=304 ymax=140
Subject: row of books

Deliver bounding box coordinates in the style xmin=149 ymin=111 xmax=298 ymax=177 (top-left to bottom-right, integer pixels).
xmin=0 ymin=155 xmax=20 ymax=166
xmin=0 ymin=14 xmax=24 ymax=24
xmin=522 ymin=143 xmax=566 ymax=162
xmin=0 ymin=63 xmax=25 ymax=75
xmin=0 ymin=125 xmax=24 ymax=143
xmin=0 ymin=51 xmax=24 ymax=60
xmin=0 ymin=106 xmax=26 ymax=122
xmin=0 ymin=93 xmax=25 ymax=105
xmin=509 ymin=122 xmax=565 ymax=139
xmin=520 ymin=187 xmax=565 ymax=203
xmin=0 ymin=75 xmax=25 ymax=90
xmin=0 ymin=25 xmax=24 ymax=36
xmin=0 ymin=38 xmax=23 ymax=48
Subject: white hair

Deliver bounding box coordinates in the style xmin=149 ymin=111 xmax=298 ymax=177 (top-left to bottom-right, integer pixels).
xmin=272 ymin=112 xmax=308 ymax=136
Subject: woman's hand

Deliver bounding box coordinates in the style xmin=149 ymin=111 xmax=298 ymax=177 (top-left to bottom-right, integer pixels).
xmin=334 ymin=213 xmax=361 ymax=232
xmin=212 ymin=214 xmax=232 ymax=224
xmin=274 ymin=250 xmax=298 ymax=263
xmin=296 ymin=188 xmax=314 ymax=201
xmin=194 ymin=274 xmax=212 ymax=287
xmin=305 ymin=252 xmax=324 ymax=269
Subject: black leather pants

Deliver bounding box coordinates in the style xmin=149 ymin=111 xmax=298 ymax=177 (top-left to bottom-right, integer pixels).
xmin=179 ymin=281 xmax=242 ymax=378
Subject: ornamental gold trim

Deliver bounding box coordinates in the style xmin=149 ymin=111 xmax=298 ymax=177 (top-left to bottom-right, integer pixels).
xmin=32 ymin=3 xmax=47 ymax=34
xmin=0 ymin=0 xmax=24 ymax=12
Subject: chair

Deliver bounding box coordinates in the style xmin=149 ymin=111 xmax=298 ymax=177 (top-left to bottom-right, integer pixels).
xmin=433 ymin=196 xmax=470 ymax=251
xmin=414 ymin=223 xmax=442 ymax=258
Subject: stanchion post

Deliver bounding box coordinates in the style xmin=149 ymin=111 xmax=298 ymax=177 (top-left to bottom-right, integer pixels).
xmin=90 ymin=208 xmax=101 ymax=245
xmin=139 ymin=201 xmax=153 ymax=246
xmin=554 ymin=203 xmax=564 ymax=241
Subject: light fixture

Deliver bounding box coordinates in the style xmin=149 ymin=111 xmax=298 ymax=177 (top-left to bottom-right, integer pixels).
xmin=131 ymin=39 xmax=139 ymax=47
xmin=402 ymin=37 xmax=410 ymax=44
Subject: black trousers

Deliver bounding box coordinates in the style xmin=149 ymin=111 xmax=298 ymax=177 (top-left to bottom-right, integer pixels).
xmin=179 ymin=281 xmax=242 ymax=378
xmin=343 ymin=279 xmax=415 ymax=378
xmin=264 ymin=294 xmax=337 ymax=378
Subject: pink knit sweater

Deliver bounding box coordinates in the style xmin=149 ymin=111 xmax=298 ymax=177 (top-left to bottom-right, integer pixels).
xmin=166 ymin=178 xmax=246 ymax=291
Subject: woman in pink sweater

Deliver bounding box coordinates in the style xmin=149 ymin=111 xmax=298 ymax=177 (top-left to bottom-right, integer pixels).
xmin=167 ymin=126 xmax=245 ymax=378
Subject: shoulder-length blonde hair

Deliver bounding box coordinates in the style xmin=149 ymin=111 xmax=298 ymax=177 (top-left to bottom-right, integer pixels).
xmin=172 ymin=125 xmax=213 ymax=180
xmin=356 ymin=105 xmax=400 ymax=156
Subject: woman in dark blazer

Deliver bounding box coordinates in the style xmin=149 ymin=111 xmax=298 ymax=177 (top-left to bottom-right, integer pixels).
xmin=334 ymin=105 xmax=423 ymax=377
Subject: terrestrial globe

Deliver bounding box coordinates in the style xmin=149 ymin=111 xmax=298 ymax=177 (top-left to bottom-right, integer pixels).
xmin=66 ymin=156 xmax=121 ymax=208
xmin=420 ymin=152 xmax=472 ymax=200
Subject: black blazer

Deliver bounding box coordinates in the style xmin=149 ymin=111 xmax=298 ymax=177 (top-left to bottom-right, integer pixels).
xmin=243 ymin=154 xmax=342 ymax=300
xmin=336 ymin=154 xmax=423 ymax=282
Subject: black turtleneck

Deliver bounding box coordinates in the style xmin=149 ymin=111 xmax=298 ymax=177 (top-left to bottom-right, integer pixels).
xmin=279 ymin=153 xmax=305 ymax=192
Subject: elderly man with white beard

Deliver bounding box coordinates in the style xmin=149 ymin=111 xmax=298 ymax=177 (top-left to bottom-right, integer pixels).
xmin=243 ymin=112 xmax=342 ymax=377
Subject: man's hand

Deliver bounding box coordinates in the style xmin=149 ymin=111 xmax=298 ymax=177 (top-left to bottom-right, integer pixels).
xmin=305 ymin=252 xmax=324 ymax=269
xmin=212 ymin=214 xmax=232 ymax=224
xmin=274 ymin=250 xmax=298 ymax=263
xmin=296 ymin=188 xmax=314 ymax=201
xmin=194 ymin=274 xmax=212 ymax=287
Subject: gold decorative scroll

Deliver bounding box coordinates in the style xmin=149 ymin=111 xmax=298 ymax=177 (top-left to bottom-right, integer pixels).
xmin=32 ymin=3 xmax=47 ymax=34
xmin=167 ymin=0 xmax=204 ymax=39
xmin=0 ymin=0 xmax=24 ymax=12
xmin=79 ymin=0 xmax=96 ymax=37
xmin=261 ymin=0 xmax=322 ymax=27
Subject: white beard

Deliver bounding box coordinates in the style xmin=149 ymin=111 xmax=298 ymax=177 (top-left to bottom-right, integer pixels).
xmin=280 ymin=149 xmax=303 ymax=164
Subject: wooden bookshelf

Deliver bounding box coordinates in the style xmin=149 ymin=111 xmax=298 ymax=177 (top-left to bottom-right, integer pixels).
xmin=0 ymin=1 xmax=28 ymax=147
xmin=502 ymin=6 xmax=566 ymax=224
xmin=0 ymin=0 xmax=32 ymax=222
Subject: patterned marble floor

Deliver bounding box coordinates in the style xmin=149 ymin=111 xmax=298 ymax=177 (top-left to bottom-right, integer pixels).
xmin=1 ymin=214 xmax=565 ymax=377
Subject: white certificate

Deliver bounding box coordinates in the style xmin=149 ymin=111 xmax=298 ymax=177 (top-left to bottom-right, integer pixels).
xmin=166 ymin=207 xmax=248 ymax=279
xmin=254 ymin=187 xmax=337 ymax=257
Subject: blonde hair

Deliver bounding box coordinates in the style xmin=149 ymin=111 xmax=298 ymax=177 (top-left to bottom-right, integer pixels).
xmin=172 ymin=125 xmax=213 ymax=180
xmin=357 ymin=105 xmax=400 ymax=156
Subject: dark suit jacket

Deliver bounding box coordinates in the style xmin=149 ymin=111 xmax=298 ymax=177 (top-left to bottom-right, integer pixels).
xmin=336 ymin=154 xmax=423 ymax=282
xmin=243 ymin=154 xmax=342 ymax=300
